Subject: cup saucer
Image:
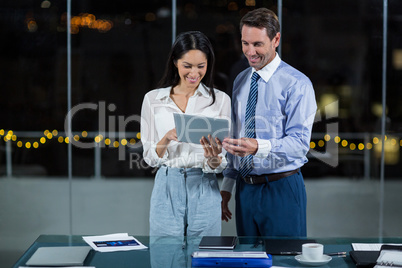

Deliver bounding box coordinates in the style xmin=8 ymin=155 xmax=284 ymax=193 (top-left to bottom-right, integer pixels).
xmin=295 ymin=254 xmax=332 ymax=266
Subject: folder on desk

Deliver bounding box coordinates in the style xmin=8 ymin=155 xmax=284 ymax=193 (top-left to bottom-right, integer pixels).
xmin=264 ymin=238 xmax=316 ymax=255
xmin=349 ymin=250 xmax=380 ymax=268
xmin=191 ymin=251 xmax=272 ymax=267
xmin=25 ymin=246 xmax=91 ymax=266
xmin=199 ymin=236 xmax=237 ymax=249
xmin=350 ymin=245 xmax=402 ymax=268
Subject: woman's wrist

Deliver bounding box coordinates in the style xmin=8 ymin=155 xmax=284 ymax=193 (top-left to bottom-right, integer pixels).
xmin=156 ymin=136 xmax=170 ymax=158
xmin=207 ymin=156 xmax=222 ymax=169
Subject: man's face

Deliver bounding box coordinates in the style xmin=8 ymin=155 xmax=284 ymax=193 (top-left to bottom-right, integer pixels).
xmin=241 ymin=25 xmax=280 ymax=70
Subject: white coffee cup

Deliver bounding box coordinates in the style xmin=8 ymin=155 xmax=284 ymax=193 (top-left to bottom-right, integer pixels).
xmin=302 ymin=243 xmax=324 ymax=261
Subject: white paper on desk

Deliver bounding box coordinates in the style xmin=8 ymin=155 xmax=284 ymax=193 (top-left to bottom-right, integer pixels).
xmin=82 ymin=233 xmax=147 ymax=252
xmin=192 ymin=251 xmax=269 ymax=258
xmin=352 ymin=243 xmax=402 ymax=251
xmin=19 ymin=267 xmax=95 ymax=268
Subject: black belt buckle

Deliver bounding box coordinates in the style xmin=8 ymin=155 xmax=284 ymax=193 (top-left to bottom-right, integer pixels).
xmin=244 ymin=176 xmax=256 ymax=184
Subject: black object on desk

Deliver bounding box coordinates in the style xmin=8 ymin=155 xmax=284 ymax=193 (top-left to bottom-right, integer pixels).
xmin=350 ymin=245 xmax=402 ymax=268
xmin=349 ymin=251 xmax=380 ymax=268
xmin=199 ymin=236 xmax=237 ymax=249
xmin=264 ymin=238 xmax=316 ymax=255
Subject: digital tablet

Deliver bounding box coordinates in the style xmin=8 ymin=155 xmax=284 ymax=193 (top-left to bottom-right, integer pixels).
xmin=173 ymin=113 xmax=230 ymax=144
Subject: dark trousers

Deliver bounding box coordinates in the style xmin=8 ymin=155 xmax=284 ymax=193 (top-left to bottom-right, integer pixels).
xmin=235 ymin=170 xmax=307 ymax=237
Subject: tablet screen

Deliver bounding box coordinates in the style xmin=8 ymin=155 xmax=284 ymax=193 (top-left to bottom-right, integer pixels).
xmin=173 ymin=113 xmax=230 ymax=144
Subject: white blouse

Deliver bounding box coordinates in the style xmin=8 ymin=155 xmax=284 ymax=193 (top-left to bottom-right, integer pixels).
xmin=141 ymin=83 xmax=231 ymax=173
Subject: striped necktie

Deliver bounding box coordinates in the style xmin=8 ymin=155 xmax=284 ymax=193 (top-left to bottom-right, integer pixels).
xmin=239 ymin=72 xmax=260 ymax=178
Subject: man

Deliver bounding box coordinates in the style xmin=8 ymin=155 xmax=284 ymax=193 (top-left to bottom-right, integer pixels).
xmin=221 ymin=8 xmax=317 ymax=237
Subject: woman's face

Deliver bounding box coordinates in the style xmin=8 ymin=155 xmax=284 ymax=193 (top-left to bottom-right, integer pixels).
xmin=175 ymin=49 xmax=208 ymax=89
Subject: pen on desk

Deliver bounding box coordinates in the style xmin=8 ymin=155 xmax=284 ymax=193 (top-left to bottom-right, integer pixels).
xmin=280 ymin=251 xmax=302 ymax=255
xmin=279 ymin=251 xmax=347 ymax=256
xmin=327 ymin=252 xmax=347 ymax=256
xmin=252 ymin=240 xmax=263 ymax=248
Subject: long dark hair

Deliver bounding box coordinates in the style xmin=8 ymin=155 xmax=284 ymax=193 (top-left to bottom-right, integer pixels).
xmin=157 ymin=31 xmax=216 ymax=105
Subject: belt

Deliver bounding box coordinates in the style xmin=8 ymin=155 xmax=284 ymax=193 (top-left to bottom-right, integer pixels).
xmin=242 ymin=169 xmax=299 ymax=184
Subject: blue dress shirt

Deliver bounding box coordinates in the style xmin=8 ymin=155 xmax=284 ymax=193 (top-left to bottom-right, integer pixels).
xmin=222 ymin=54 xmax=317 ymax=190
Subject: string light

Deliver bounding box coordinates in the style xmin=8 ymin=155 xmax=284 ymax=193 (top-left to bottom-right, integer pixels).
xmin=358 ymin=143 xmax=365 ymax=150
xmin=1 ymin=129 xmax=401 ymax=155
xmin=310 ymin=141 xmax=316 ymax=149
xmin=350 ymin=143 xmax=356 ymax=150
xmin=341 ymin=140 xmax=348 ymax=147
xmin=318 ymin=140 xmax=325 ymax=147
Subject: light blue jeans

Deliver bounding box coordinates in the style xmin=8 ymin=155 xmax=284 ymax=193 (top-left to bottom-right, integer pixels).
xmin=149 ymin=166 xmax=221 ymax=236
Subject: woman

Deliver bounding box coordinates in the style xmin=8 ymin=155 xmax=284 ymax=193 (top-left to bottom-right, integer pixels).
xmin=141 ymin=31 xmax=231 ymax=236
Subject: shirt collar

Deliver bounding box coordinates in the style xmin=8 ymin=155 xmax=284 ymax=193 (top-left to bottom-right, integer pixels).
xmin=251 ymin=52 xmax=282 ymax=83
xmin=155 ymin=83 xmax=210 ymax=100
xmin=155 ymin=86 xmax=171 ymax=100
xmin=196 ymin=83 xmax=211 ymax=97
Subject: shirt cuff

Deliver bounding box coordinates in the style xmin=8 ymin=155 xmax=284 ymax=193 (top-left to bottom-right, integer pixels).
xmin=203 ymin=154 xmax=227 ymax=173
xmin=151 ymin=145 xmax=168 ymax=165
xmin=255 ymin=139 xmax=271 ymax=158
xmin=221 ymin=177 xmax=236 ymax=193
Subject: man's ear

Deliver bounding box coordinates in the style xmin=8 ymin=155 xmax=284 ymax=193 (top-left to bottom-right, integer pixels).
xmin=273 ymin=32 xmax=281 ymax=48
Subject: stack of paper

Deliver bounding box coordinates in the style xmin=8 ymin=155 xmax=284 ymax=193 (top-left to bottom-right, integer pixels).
xmin=83 ymin=233 xmax=147 ymax=252
xmin=191 ymin=251 xmax=272 ymax=267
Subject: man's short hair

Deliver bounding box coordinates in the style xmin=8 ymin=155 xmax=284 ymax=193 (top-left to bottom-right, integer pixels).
xmin=240 ymin=8 xmax=280 ymax=40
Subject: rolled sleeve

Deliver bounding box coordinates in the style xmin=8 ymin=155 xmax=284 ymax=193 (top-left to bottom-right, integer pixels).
xmin=221 ymin=177 xmax=236 ymax=193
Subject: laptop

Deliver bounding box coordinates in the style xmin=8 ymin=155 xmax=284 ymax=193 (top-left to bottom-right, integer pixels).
xmin=25 ymin=246 xmax=91 ymax=266
xmin=173 ymin=113 xmax=230 ymax=144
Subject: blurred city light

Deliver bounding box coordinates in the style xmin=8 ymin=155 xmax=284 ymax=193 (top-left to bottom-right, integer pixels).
xmin=41 ymin=0 xmax=51 ymax=8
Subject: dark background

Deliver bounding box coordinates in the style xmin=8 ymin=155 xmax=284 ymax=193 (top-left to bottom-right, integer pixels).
xmin=0 ymin=0 xmax=401 ymax=177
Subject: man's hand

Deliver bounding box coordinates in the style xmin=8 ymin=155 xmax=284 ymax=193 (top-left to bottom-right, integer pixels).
xmin=221 ymin=191 xmax=232 ymax=222
xmin=222 ymin=137 xmax=258 ymax=157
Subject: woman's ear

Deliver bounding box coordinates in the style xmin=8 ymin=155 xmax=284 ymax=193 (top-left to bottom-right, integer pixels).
xmin=173 ymin=59 xmax=177 ymax=68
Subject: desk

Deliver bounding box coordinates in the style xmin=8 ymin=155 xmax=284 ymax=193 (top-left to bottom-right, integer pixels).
xmin=13 ymin=235 xmax=402 ymax=267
